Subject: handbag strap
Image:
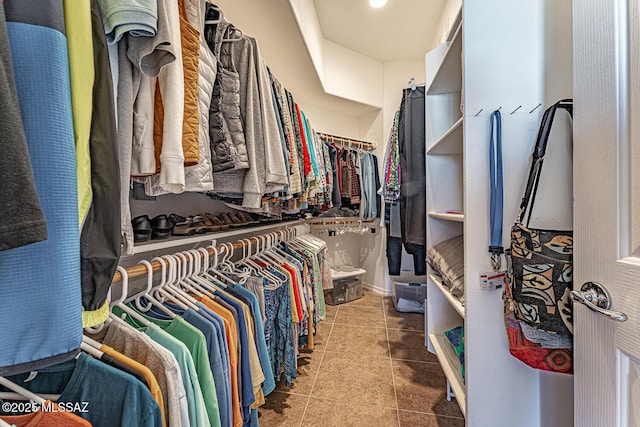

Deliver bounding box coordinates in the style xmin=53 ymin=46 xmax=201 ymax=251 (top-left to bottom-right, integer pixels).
xmin=489 ymin=110 xmax=504 ymax=271
xmin=517 ymin=99 xmax=573 ymax=226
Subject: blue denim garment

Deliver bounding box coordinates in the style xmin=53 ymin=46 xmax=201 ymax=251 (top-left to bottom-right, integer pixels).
xmin=228 ymin=284 xmax=276 ymax=396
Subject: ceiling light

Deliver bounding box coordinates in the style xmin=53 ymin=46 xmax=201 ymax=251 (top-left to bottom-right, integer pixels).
xmin=369 ymin=0 xmax=387 ymax=8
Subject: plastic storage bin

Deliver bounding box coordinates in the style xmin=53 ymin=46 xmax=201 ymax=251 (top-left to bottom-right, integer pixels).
xmin=392 ymin=281 xmax=427 ymax=313
xmin=324 ymin=266 xmax=366 ymax=305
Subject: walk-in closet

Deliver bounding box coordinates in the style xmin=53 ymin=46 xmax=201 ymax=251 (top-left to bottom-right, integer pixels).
xmin=3 ymin=0 xmax=639 ymax=426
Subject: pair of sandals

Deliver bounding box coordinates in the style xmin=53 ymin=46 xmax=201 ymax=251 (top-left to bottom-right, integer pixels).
xmin=170 ymin=213 xmax=219 ymax=236
xmin=132 ymin=214 xmax=173 ymax=243
xmin=170 ymin=212 xmax=258 ymax=236
xmin=219 ymin=211 xmax=258 ymax=228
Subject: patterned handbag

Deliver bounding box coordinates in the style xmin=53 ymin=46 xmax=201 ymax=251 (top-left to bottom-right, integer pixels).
xmin=504 ymin=99 xmax=574 ymax=373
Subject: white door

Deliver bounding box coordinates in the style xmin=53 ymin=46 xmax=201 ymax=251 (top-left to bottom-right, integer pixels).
xmin=574 ymin=0 xmax=640 ymax=426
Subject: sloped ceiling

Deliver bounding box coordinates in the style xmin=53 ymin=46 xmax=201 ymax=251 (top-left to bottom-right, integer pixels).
xmin=214 ymin=0 xmax=445 ymax=115
xmin=216 ymin=0 xmax=379 ymax=116
xmin=313 ymin=0 xmax=446 ymax=62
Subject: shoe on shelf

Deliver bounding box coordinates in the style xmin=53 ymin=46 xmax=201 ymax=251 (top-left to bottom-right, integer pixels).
xmin=192 ymin=215 xmax=207 ymax=234
xmin=220 ymin=212 xmax=243 ymax=228
xmin=150 ymin=214 xmax=172 ymax=240
xmin=235 ymin=211 xmax=258 ymax=225
xmin=200 ymin=213 xmax=222 ymax=232
xmin=205 ymin=213 xmax=230 ymax=230
xmin=230 ymin=212 xmax=250 ymax=227
xmin=132 ymin=215 xmax=152 ymax=243
xmin=169 ymin=214 xmax=197 ymax=236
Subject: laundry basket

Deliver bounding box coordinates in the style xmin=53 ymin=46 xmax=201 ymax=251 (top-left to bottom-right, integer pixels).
xmin=324 ymin=266 xmax=366 ymax=305
xmin=392 ymin=281 xmax=427 ymax=313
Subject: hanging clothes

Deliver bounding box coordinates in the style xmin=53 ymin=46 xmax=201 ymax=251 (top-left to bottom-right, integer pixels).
xmin=81 ymin=0 xmax=122 ymax=327
xmin=0 ymin=353 xmax=163 ymax=427
xmin=113 ymin=308 xmax=222 ymax=427
xmin=143 ymin=0 xmax=217 ymax=196
xmin=0 ymin=2 xmax=47 ymax=252
xmin=85 ymin=320 xmax=187 ymax=427
xmin=207 ymin=20 xmax=248 ymax=173
xmin=152 ymin=0 xmax=201 ymax=172
xmin=106 ymin=0 xmax=178 ymax=254
xmin=0 ymin=0 xmax=83 ymax=374
xmin=398 ymin=86 xmax=426 ymax=247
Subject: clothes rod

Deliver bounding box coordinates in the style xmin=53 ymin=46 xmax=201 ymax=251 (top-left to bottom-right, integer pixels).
xmin=111 ymin=227 xmax=297 ymax=283
xmin=308 ymin=218 xmax=377 ymax=226
xmin=317 ymin=132 xmax=377 ymax=150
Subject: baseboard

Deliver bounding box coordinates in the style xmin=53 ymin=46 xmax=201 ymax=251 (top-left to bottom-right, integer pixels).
xmin=363 ymin=281 xmax=393 ymax=297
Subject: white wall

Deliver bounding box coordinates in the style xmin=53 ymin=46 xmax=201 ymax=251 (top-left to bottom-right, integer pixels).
xmin=383 ymin=59 xmax=426 ymax=146
xmin=288 ymin=0 xmax=325 ymax=78
xmin=322 ymin=40 xmax=384 ymax=108
xmin=301 ymin=104 xmax=363 ymax=137
xmin=538 ymin=1 xmax=574 ymax=426
xmin=287 ymin=0 xmax=384 ymax=109
xmin=543 ymin=0 xmax=573 ymax=106
xmin=431 ymin=0 xmax=463 ymax=47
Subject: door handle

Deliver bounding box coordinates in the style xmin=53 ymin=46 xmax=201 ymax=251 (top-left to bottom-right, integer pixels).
xmin=570 ymin=282 xmax=628 ymax=322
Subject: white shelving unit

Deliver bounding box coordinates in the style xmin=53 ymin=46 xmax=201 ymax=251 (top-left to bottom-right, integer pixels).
xmin=424 ymin=9 xmax=466 ymax=416
xmin=428 ymin=274 xmax=465 ymax=317
xmin=427 ymin=117 xmax=463 ymax=155
xmin=424 ymin=2 xmax=551 ymax=425
xmin=428 ymin=333 xmax=466 ymax=416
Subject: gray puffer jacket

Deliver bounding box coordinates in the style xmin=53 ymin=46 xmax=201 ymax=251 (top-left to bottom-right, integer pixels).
xmin=205 ymin=16 xmax=249 ymax=172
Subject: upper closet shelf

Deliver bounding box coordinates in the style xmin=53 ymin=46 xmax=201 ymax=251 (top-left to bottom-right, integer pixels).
xmin=429 ymin=332 xmax=466 ymax=416
xmin=429 ymin=273 xmax=465 ymax=318
xmin=427 ymin=117 xmax=463 ymax=155
xmin=427 ymin=21 xmax=462 ymax=95
xmin=130 ymin=219 xmax=304 ymax=255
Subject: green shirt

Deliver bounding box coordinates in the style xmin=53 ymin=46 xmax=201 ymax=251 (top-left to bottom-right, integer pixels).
xmin=144 ymin=323 xmax=210 ymax=427
xmin=114 ymin=306 xmax=221 ymax=427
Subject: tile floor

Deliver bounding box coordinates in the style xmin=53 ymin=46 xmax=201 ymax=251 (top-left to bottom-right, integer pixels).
xmin=258 ymin=289 xmax=464 ymax=427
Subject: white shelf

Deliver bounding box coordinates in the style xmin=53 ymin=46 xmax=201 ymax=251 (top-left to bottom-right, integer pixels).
xmin=429 ymin=333 xmax=466 ymax=417
xmin=130 ymin=219 xmax=304 ymax=255
xmin=428 ymin=118 xmax=463 ymax=155
xmin=427 ymin=21 xmax=462 ymax=95
xmin=427 ymin=211 xmax=465 ymax=222
xmin=429 ymin=274 xmax=465 ymax=318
